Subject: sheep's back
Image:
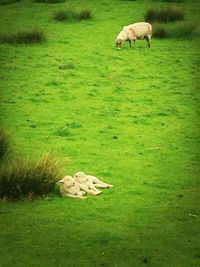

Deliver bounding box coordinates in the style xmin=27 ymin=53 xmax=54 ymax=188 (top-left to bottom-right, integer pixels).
xmin=130 ymin=22 xmax=152 ymax=38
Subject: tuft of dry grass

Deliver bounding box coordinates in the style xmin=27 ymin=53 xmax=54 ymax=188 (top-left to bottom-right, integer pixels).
xmin=0 ymin=152 xmax=60 ymax=199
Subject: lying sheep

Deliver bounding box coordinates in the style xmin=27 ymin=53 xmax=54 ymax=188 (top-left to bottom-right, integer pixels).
xmin=78 ymin=172 xmax=113 ymax=189
xmin=57 ymin=176 xmax=86 ymax=199
xmin=74 ymin=171 xmax=102 ymax=196
xmin=58 ymin=172 xmax=113 ymax=199
xmin=116 ymin=22 xmax=152 ymax=49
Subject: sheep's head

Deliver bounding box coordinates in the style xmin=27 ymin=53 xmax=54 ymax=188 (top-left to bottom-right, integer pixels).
xmin=116 ymin=39 xmax=122 ymax=49
xmin=57 ymin=176 xmax=75 ymax=187
xmin=74 ymin=171 xmax=88 ymax=183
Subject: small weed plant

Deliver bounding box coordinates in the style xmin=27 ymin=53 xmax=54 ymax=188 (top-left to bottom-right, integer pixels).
xmin=0 ymin=152 xmax=60 ymax=199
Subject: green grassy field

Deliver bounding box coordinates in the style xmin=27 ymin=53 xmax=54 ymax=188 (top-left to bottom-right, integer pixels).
xmin=0 ymin=0 xmax=200 ymax=266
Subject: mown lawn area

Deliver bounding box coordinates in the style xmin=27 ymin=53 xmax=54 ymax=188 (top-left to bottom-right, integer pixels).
xmin=0 ymin=0 xmax=200 ymax=266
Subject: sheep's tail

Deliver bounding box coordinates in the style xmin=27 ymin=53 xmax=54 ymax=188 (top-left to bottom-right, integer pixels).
xmin=147 ymin=23 xmax=152 ymax=37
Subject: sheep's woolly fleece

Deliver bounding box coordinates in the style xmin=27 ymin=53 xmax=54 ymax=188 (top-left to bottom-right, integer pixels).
xmin=57 ymin=171 xmax=113 ymax=199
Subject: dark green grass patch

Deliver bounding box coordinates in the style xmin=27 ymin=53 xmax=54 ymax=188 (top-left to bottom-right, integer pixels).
xmin=0 ymin=153 xmax=60 ymax=199
xmin=153 ymin=22 xmax=197 ymax=39
xmin=168 ymin=22 xmax=197 ymax=38
xmin=145 ymin=6 xmax=184 ymax=23
xmin=59 ymin=63 xmax=76 ymax=70
xmin=152 ymin=0 xmax=184 ymax=2
xmin=55 ymin=126 xmax=71 ymax=137
xmin=153 ymin=23 xmax=168 ymax=38
xmin=52 ymin=9 xmax=92 ymax=22
xmin=0 ymin=29 xmax=46 ymax=44
xmin=54 ymin=122 xmax=82 ymax=138
xmin=33 ymin=0 xmax=65 ymax=3
xmin=0 ymin=0 xmax=21 ymax=5
xmin=0 ymin=128 xmax=10 ymax=160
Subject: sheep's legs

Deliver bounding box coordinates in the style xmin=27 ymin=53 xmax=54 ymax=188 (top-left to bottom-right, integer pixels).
xmin=145 ymin=36 xmax=151 ymax=48
xmin=63 ymin=193 xmax=87 ymax=199
xmin=89 ymin=186 xmax=102 ymax=195
xmin=128 ymin=39 xmax=132 ymax=48
xmin=78 ymin=183 xmax=102 ymax=196
xmin=94 ymin=182 xmax=113 ymax=189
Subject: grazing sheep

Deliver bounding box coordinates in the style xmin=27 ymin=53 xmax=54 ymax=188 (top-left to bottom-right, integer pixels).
xmin=57 ymin=176 xmax=86 ymax=199
xmin=116 ymin=22 xmax=152 ymax=49
xmin=74 ymin=171 xmax=102 ymax=196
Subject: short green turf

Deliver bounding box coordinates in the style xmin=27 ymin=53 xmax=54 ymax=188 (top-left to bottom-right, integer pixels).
xmin=0 ymin=0 xmax=200 ymax=266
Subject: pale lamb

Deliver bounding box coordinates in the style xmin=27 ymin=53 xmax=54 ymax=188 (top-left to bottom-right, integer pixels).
xmin=74 ymin=172 xmax=104 ymax=196
xmin=74 ymin=171 xmax=113 ymax=189
xmin=116 ymin=22 xmax=152 ymax=49
xmin=83 ymin=172 xmax=113 ymax=189
xmin=57 ymin=176 xmax=86 ymax=199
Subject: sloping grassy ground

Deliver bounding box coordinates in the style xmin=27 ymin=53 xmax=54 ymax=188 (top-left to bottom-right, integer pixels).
xmin=0 ymin=0 xmax=200 ymax=266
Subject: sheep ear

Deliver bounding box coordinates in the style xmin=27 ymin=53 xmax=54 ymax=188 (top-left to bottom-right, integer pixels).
xmin=57 ymin=179 xmax=64 ymax=184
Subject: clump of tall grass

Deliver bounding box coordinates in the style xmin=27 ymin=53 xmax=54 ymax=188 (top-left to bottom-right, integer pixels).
xmin=153 ymin=22 xmax=196 ymax=39
xmin=33 ymin=0 xmax=65 ymax=3
xmin=0 ymin=128 xmax=10 ymax=160
xmin=145 ymin=6 xmax=184 ymax=23
xmin=0 ymin=0 xmax=21 ymax=5
xmin=168 ymin=22 xmax=196 ymax=38
xmin=0 ymin=29 xmax=46 ymax=44
xmin=152 ymin=0 xmax=184 ymax=2
xmin=0 ymin=152 xmax=60 ymax=200
xmin=153 ymin=23 xmax=167 ymax=38
xmin=52 ymin=9 xmax=92 ymax=22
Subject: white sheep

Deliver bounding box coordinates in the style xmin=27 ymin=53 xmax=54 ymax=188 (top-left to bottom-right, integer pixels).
xmin=116 ymin=22 xmax=152 ymax=49
xmin=84 ymin=173 xmax=113 ymax=189
xmin=57 ymin=176 xmax=86 ymax=199
xmin=73 ymin=172 xmax=102 ymax=196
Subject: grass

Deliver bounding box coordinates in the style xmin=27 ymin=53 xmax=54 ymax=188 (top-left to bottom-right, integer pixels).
xmin=0 ymin=152 xmax=60 ymax=199
xmin=0 ymin=0 xmax=21 ymax=4
xmin=0 ymin=128 xmax=10 ymax=159
xmin=0 ymin=0 xmax=200 ymax=266
xmin=145 ymin=6 xmax=184 ymax=23
xmin=153 ymin=22 xmax=197 ymax=39
xmin=152 ymin=0 xmax=185 ymax=2
xmin=53 ymin=9 xmax=92 ymax=22
xmin=153 ymin=23 xmax=168 ymax=38
xmin=33 ymin=0 xmax=65 ymax=3
xmin=0 ymin=29 xmax=46 ymax=44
